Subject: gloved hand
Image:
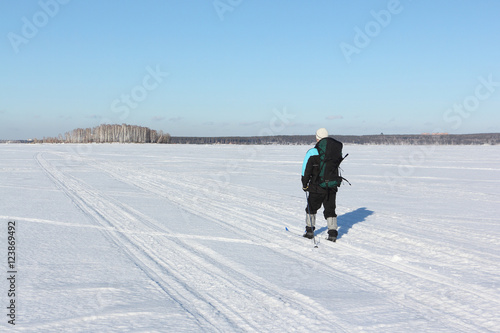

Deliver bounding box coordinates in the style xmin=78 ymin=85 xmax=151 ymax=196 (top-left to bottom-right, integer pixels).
xmin=302 ymin=186 xmax=309 ymax=192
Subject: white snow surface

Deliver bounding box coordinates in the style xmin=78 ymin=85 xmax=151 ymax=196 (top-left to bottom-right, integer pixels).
xmin=1 ymin=143 xmax=499 ymax=332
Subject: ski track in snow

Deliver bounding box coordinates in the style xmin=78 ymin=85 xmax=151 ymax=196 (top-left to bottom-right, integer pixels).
xmin=84 ymin=150 xmax=500 ymax=332
xmin=33 ymin=152 xmax=348 ymax=332
xmin=0 ymin=144 xmax=499 ymax=332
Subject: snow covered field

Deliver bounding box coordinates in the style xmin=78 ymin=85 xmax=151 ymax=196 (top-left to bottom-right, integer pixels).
xmin=1 ymin=143 xmax=499 ymax=332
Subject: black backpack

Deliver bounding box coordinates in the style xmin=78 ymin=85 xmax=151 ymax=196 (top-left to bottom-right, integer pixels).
xmin=315 ymin=137 xmax=349 ymax=189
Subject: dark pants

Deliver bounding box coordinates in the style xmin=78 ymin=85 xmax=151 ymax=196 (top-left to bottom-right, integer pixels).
xmin=305 ymin=189 xmax=337 ymax=219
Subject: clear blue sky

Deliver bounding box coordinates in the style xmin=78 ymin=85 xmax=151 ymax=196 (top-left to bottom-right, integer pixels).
xmin=1 ymin=0 xmax=499 ymax=139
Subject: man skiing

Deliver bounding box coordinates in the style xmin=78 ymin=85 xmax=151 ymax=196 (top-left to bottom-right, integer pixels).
xmin=301 ymin=128 xmax=344 ymax=242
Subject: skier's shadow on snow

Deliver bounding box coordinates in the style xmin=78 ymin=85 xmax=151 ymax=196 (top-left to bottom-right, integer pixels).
xmin=315 ymin=207 xmax=374 ymax=239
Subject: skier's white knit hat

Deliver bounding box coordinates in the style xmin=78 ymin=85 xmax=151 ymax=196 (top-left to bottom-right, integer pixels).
xmin=316 ymin=128 xmax=329 ymax=140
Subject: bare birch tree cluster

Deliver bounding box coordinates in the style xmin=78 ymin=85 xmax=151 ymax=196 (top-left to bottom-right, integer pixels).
xmin=39 ymin=124 xmax=171 ymax=144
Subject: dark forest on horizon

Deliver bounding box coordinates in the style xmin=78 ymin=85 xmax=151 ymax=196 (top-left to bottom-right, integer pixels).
xmin=2 ymin=124 xmax=499 ymax=145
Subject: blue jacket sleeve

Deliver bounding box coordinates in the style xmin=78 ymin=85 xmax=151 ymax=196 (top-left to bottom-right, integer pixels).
xmin=301 ymin=148 xmax=318 ymax=188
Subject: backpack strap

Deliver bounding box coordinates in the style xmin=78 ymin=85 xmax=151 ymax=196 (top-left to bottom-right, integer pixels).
xmin=337 ymin=154 xmax=351 ymax=186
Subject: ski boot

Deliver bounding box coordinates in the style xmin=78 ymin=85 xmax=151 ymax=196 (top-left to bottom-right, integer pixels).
xmin=327 ymin=229 xmax=338 ymax=242
xmin=303 ymin=226 xmax=315 ymax=239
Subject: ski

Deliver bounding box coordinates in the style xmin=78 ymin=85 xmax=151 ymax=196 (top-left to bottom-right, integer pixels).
xmin=285 ymin=227 xmax=337 ymax=246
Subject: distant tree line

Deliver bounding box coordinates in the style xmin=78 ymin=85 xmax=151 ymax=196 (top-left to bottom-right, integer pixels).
xmin=169 ymin=133 xmax=500 ymax=145
xmin=34 ymin=124 xmax=171 ymax=144
xmin=336 ymin=133 xmax=500 ymax=145
xmin=4 ymin=130 xmax=498 ymax=145
xmin=169 ymin=135 xmax=300 ymax=145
